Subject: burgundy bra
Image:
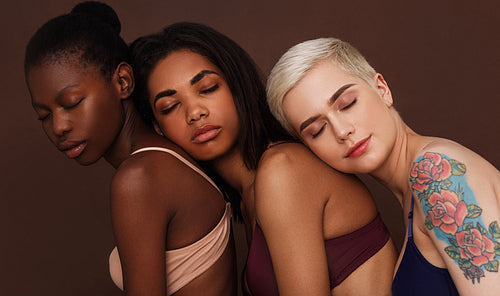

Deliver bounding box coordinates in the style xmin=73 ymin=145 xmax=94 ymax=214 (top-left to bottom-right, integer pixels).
xmin=245 ymin=214 xmax=390 ymax=295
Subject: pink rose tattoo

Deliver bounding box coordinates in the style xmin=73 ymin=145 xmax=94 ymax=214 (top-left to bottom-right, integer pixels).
xmin=428 ymin=190 xmax=468 ymax=235
xmin=457 ymin=228 xmax=496 ymax=267
xmin=410 ymin=152 xmax=452 ymax=192
xmin=410 ymin=152 xmax=500 ymax=284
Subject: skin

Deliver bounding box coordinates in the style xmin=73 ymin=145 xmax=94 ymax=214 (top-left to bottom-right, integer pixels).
xmin=282 ymin=59 xmax=500 ymax=295
xmin=27 ymin=59 xmax=237 ymax=296
xmin=148 ymin=50 xmax=240 ymax=164
xmin=30 ymin=62 xmax=125 ymax=165
xmin=147 ymin=50 xmax=398 ymax=295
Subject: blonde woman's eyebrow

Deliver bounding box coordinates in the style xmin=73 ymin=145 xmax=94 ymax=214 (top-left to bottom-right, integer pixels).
xmin=328 ymin=83 xmax=355 ymax=105
xmin=299 ymin=115 xmax=320 ymax=133
xmin=298 ymin=83 xmax=356 ymax=133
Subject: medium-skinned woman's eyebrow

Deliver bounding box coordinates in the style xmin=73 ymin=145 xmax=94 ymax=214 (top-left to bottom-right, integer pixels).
xmin=153 ymin=89 xmax=176 ymax=106
xmin=190 ymin=70 xmax=218 ymax=85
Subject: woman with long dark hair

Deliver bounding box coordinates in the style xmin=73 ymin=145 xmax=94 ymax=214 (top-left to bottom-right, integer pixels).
xmin=131 ymin=22 xmax=397 ymax=295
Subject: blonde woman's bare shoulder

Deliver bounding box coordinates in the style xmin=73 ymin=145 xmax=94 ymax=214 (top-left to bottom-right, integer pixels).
xmin=415 ymin=136 xmax=499 ymax=173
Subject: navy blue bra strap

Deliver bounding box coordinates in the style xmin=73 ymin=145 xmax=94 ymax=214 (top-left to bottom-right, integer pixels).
xmin=408 ymin=196 xmax=414 ymax=238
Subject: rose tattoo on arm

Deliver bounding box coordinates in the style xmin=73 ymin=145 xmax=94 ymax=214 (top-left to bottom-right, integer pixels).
xmin=410 ymin=152 xmax=500 ymax=283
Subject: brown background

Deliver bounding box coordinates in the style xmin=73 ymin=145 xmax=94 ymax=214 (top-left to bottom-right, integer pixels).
xmin=2 ymin=0 xmax=500 ymax=295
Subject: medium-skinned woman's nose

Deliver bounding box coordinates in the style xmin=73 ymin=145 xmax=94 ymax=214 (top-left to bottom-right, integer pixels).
xmin=187 ymin=101 xmax=209 ymax=124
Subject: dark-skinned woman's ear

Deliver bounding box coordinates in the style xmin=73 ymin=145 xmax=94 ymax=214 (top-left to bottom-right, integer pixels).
xmin=115 ymin=62 xmax=135 ymax=99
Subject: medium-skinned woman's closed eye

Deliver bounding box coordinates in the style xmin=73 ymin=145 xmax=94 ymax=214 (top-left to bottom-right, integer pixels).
xmin=160 ymin=102 xmax=179 ymax=115
xmin=200 ymin=84 xmax=219 ymax=94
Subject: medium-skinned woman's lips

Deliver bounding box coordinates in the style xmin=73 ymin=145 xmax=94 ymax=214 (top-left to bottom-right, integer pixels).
xmin=58 ymin=140 xmax=87 ymax=159
xmin=191 ymin=125 xmax=221 ymax=144
xmin=345 ymin=136 xmax=371 ymax=158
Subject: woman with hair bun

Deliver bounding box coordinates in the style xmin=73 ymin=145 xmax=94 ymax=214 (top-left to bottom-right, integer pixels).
xmin=24 ymin=2 xmax=237 ymax=295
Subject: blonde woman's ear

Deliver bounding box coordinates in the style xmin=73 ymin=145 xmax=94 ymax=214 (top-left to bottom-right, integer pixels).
xmin=373 ymin=73 xmax=393 ymax=107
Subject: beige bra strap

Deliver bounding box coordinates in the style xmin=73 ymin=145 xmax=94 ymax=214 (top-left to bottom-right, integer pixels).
xmin=131 ymin=147 xmax=221 ymax=194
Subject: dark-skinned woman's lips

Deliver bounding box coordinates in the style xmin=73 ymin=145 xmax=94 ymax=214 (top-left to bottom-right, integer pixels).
xmin=58 ymin=140 xmax=87 ymax=159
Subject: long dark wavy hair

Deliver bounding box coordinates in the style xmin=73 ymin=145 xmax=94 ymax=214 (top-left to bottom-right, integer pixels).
xmin=130 ymin=22 xmax=292 ymax=171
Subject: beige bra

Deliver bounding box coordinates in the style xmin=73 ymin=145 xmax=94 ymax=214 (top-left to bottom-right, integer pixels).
xmin=108 ymin=147 xmax=231 ymax=295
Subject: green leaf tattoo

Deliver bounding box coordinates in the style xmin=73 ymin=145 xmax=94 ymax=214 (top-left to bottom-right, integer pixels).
xmin=490 ymin=221 xmax=500 ymax=239
xmin=485 ymin=260 xmax=499 ymax=272
xmin=445 ymin=246 xmax=461 ymax=260
xmin=466 ymin=205 xmax=482 ymax=219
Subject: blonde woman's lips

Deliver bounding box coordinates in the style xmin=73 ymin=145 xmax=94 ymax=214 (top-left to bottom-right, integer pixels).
xmin=345 ymin=136 xmax=371 ymax=158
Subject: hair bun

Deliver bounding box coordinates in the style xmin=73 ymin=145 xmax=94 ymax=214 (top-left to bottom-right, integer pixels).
xmin=70 ymin=1 xmax=121 ymax=34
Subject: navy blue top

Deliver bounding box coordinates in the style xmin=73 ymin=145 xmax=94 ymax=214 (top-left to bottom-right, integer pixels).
xmin=392 ymin=197 xmax=459 ymax=295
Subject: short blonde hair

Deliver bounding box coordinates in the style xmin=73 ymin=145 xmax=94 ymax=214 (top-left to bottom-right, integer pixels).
xmin=267 ymin=37 xmax=376 ymax=135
